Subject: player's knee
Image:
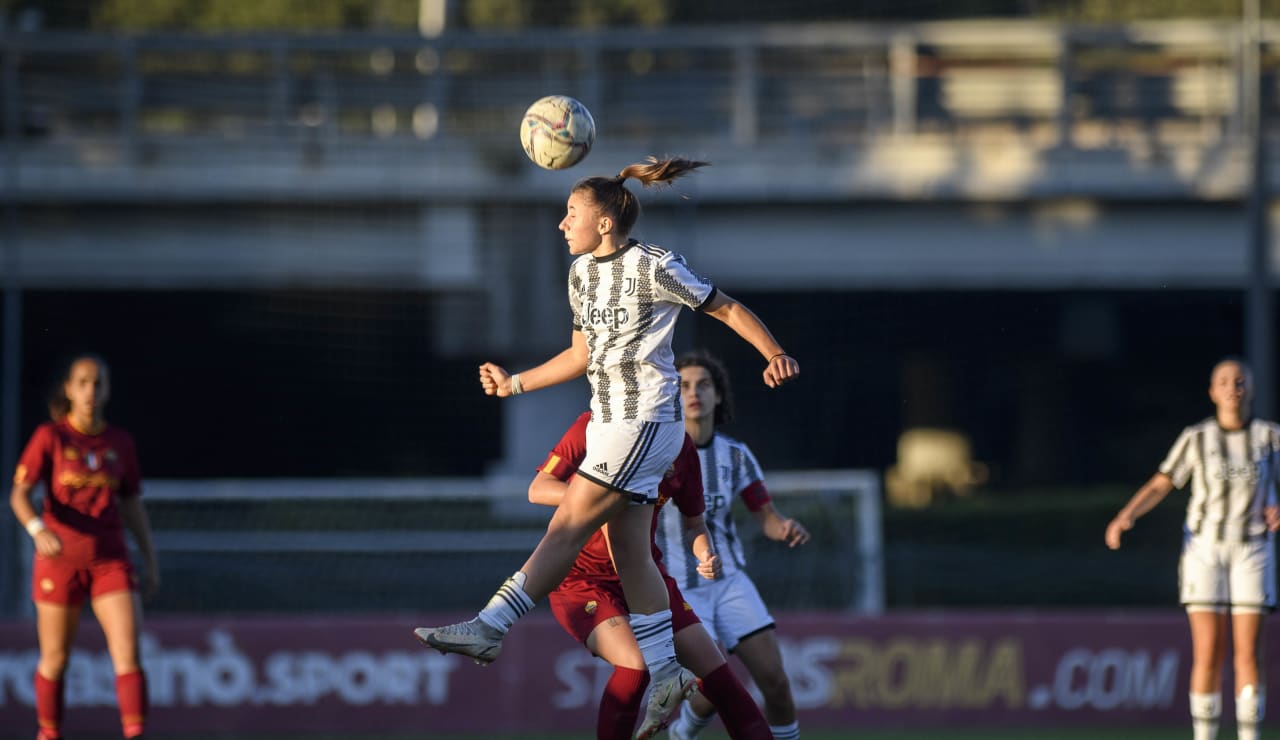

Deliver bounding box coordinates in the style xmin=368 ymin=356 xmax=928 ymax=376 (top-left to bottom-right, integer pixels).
xmin=756 ymin=669 xmax=794 ymax=705
xmin=1190 ymin=655 xmax=1224 ymax=682
xmin=36 ymin=651 xmax=70 ymax=679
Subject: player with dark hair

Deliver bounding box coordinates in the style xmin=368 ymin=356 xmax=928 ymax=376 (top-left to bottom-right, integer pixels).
xmin=664 ymin=350 xmax=809 ymax=740
xmin=9 ymin=354 xmax=158 ymax=740
xmin=533 ymin=411 xmax=772 ymax=739
xmin=1106 ymin=357 xmax=1280 ymax=740
xmin=414 ymin=157 xmax=798 ymax=735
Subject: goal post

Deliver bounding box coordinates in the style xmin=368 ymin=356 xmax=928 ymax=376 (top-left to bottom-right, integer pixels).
xmin=764 ymin=469 xmax=884 ymax=614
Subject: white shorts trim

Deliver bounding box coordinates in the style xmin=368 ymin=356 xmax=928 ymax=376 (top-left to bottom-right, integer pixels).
xmin=1179 ymin=530 xmax=1276 ymax=613
xmin=578 ymin=418 xmax=684 ymax=505
xmin=680 ymin=570 xmax=774 ymax=652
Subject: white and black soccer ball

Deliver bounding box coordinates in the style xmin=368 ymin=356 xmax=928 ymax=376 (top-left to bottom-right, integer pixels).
xmin=520 ymin=95 xmax=595 ymax=170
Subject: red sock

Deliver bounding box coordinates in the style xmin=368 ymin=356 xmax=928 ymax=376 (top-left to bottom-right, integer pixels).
xmin=34 ymin=671 xmax=64 ymax=740
xmin=598 ymin=665 xmax=649 ymax=740
xmin=116 ymin=670 xmax=148 ymax=738
xmin=699 ymin=663 xmax=772 ymax=740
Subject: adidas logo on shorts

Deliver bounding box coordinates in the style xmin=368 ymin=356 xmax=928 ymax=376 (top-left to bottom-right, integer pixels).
xmin=593 ymin=461 xmax=609 ymax=475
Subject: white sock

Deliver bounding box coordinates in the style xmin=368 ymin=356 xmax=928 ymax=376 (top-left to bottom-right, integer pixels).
xmin=1236 ymin=685 xmax=1264 ymax=740
xmin=629 ymin=610 xmax=677 ymax=675
xmin=677 ymin=700 xmax=714 ymax=735
xmin=477 ymin=571 xmax=534 ymax=633
xmin=1190 ymin=691 xmax=1221 ymax=740
xmin=770 ymin=720 xmax=801 ymax=740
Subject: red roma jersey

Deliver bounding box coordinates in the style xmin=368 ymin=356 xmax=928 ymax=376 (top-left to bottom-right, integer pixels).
xmin=537 ymin=411 xmax=704 ymax=580
xmin=13 ymin=419 xmax=141 ymax=560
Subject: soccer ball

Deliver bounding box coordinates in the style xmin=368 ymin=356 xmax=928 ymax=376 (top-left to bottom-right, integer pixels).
xmin=520 ymin=95 xmax=595 ymax=170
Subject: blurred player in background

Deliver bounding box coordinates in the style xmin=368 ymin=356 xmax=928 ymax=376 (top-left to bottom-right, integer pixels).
xmin=531 ymin=411 xmax=772 ymax=740
xmin=9 ymin=354 xmax=159 ymax=740
xmin=414 ymin=157 xmax=799 ymax=734
xmin=664 ymin=350 xmax=809 ymax=740
xmin=1106 ymin=357 xmax=1280 ymax=740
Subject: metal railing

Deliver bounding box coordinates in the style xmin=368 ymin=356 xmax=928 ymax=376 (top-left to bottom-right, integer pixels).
xmin=2 ymin=21 xmax=1276 ymax=168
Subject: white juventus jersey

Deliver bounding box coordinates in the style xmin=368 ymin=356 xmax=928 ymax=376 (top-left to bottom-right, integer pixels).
xmin=1160 ymin=417 xmax=1280 ymax=540
xmin=569 ymin=240 xmax=715 ymax=423
xmin=656 ymin=432 xmax=765 ymax=591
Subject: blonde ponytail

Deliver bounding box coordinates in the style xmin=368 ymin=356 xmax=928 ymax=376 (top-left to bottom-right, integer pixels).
xmin=617 ymin=157 xmax=709 ymax=188
xmin=574 ymin=156 xmax=709 ymax=236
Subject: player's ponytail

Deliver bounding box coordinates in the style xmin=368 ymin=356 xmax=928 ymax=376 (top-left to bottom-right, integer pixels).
xmin=574 ymin=156 xmax=709 ymax=237
xmin=617 ymin=157 xmax=708 ymax=188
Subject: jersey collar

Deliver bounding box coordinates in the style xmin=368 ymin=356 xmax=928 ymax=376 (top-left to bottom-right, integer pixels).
xmin=593 ymin=238 xmax=638 ymax=263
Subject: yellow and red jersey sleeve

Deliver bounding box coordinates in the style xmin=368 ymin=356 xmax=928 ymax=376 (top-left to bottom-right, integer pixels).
xmin=14 ymin=423 xmax=56 ymax=487
xmin=538 ymin=411 xmax=591 ymax=481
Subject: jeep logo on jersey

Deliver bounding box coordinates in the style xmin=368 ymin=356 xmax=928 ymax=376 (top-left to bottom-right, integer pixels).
xmin=584 ymin=303 xmax=630 ymax=330
xmin=1216 ymin=461 xmax=1259 ymax=480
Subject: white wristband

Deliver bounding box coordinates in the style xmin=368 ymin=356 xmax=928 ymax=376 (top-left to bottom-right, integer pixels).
xmin=24 ymin=519 xmax=46 ymax=538
xmin=509 ymin=373 xmax=525 ymax=395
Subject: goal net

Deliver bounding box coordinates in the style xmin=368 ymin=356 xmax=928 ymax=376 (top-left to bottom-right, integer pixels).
xmin=20 ymin=470 xmax=882 ymax=616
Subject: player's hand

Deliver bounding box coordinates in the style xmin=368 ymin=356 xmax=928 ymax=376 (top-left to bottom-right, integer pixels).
xmin=1265 ymin=505 xmax=1280 ymax=532
xmin=763 ymin=353 xmax=799 ymax=388
xmin=1105 ymin=514 xmax=1133 ymax=550
xmin=32 ymin=529 xmax=62 ymax=558
xmin=478 ymin=362 xmax=512 ymax=397
xmin=139 ymin=567 xmax=160 ymax=600
xmin=779 ymin=518 xmax=810 ymax=547
xmin=696 ymin=552 xmax=721 ymax=580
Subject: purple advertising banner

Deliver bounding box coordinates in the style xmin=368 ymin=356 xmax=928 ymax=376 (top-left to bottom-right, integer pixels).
xmin=1 ymin=611 xmax=1275 ymax=735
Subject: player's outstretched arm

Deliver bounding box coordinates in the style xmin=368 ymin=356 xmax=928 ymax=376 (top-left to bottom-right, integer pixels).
xmin=754 ymin=502 xmax=810 ymax=548
xmin=479 ymin=331 xmax=589 ymax=397
xmin=1105 ymin=472 xmax=1175 ymax=550
xmin=700 ymin=291 xmax=798 ymax=388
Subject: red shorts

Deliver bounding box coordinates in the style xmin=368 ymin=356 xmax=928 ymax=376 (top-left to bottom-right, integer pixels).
xmin=32 ymin=554 xmax=135 ymax=607
xmin=549 ymin=571 xmax=701 ymax=646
